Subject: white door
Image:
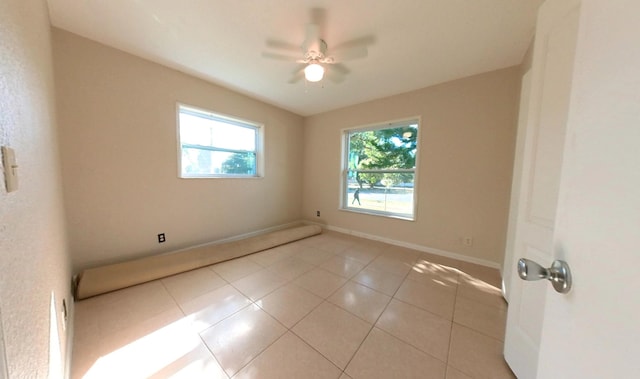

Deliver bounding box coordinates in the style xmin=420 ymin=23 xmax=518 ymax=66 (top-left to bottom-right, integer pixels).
xmin=536 ymin=0 xmax=640 ymax=376
xmin=505 ymin=0 xmax=640 ymax=377
xmin=503 ymin=0 xmax=581 ymax=377
xmin=502 ymin=69 xmax=531 ymax=304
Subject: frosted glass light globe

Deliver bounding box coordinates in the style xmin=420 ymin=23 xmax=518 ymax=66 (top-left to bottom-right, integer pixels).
xmin=304 ymin=63 xmax=324 ymax=82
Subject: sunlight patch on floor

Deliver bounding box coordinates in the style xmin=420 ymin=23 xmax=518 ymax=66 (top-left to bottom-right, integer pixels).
xmin=83 ymin=317 xmax=200 ymax=378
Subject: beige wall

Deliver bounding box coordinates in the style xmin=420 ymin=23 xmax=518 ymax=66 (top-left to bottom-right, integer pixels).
xmin=53 ymin=29 xmax=304 ymax=272
xmin=0 ymin=0 xmax=72 ymax=377
xmin=521 ymin=37 xmax=535 ymax=75
xmin=303 ymin=67 xmax=520 ymax=265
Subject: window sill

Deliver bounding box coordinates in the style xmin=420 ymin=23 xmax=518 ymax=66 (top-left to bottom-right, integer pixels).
xmin=339 ymin=207 xmax=415 ymax=222
xmin=179 ymin=175 xmax=263 ymax=179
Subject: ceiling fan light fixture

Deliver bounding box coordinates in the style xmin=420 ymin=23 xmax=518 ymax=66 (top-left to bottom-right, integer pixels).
xmin=304 ymin=63 xmax=324 ymax=82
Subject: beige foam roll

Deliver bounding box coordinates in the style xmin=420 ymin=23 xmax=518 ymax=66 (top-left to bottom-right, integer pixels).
xmin=75 ymin=224 xmax=322 ymax=300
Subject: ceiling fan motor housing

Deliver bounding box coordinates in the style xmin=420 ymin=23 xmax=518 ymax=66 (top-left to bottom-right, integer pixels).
xmin=303 ymin=40 xmax=336 ymax=64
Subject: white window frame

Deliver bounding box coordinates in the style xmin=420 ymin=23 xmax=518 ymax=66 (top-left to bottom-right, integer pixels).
xmin=177 ymin=103 xmax=264 ymax=178
xmin=340 ymin=117 xmax=420 ymax=221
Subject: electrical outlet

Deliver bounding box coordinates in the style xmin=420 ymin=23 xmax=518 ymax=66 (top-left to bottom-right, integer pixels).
xmin=462 ymin=236 xmax=473 ymax=246
xmin=158 ymin=233 xmax=166 ymax=243
xmin=316 ymin=210 xmax=320 ymax=217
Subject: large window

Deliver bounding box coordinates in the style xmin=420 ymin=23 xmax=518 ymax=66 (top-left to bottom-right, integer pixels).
xmin=178 ymin=104 xmax=263 ymax=178
xmin=342 ymin=119 xmax=419 ymax=220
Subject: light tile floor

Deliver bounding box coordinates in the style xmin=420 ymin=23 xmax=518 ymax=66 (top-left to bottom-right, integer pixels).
xmin=71 ymin=231 xmax=515 ymax=379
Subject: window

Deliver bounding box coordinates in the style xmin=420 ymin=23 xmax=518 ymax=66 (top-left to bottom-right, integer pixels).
xmin=342 ymin=118 xmax=419 ymax=220
xmin=177 ymin=104 xmax=263 ymax=178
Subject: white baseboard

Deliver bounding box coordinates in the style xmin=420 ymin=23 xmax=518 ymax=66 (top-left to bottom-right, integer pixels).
xmin=303 ymin=220 xmax=501 ymax=269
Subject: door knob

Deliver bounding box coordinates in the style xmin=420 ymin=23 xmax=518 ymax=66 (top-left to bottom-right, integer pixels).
xmin=517 ymin=258 xmax=572 ymax=294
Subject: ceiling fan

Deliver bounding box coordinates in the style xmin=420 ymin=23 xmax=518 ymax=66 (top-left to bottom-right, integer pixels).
xmin=262 ymin=9 xmax=374 ymax=84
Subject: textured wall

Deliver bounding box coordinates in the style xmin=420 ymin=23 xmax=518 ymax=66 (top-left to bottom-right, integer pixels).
xmin=52 ymin=29 xmax=305 ymax=273
xmin=0 ymin=0 xmax=72 ymax=377
xmin=303 ymin=67 xmax=520 ymax=266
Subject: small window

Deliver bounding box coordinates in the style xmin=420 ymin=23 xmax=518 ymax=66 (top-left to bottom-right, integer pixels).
xmin=342 ymin=119 xmax=419 ymax=220
xmin=177 ymin=104 xmax=263 ymax=178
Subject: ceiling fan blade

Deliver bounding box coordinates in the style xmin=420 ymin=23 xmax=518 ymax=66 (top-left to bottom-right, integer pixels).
xmin=265 ymin=38 xmax=300 ymax=52
xmin=331 ymin=63 xmax=350 ymax=75
xmin=292 ymin=63 xmax=307 ymax=73
xmin=330 ymin=46 xmax=368 ymax=62
xmin=330 ymin=35 xmax=375 ymax=62
xmin=309 ymin=8 xmax=327 ymax=38
xmin=333 ymin=35 xmax=376 ymax=51
xmin=325 ymin=69 xmax=346 ymax=84
xmin=288 ymin=70 xmax=305 ymax=84
xmin=302 ymin=23 xmax=321 ymax=53
xmin=261 ymin=51 xmax=300 ymax=61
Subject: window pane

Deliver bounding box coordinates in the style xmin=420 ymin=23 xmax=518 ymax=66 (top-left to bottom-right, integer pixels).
xmin=179 ymin=112 xmax=256 ymax=151
xmin=178 ymin=105 xmax=262 ymax=178
xmin=343 ymin=120 xmax=418 ymax=219
xmin=182 ymin=148 xmax=256 ymax=176
xmin=346 ymin=173 xmax=414 ymax=218
xmin=348 ymin=125 xmax=417 ymax=171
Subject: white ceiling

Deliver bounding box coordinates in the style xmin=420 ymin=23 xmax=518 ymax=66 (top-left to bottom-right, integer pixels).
xmin=46 ymin=0 xmax=544 ymax=116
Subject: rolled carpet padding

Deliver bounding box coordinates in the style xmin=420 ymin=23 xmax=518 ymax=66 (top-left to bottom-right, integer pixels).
xmin=75 ymin=224 xmax=322 ymax=300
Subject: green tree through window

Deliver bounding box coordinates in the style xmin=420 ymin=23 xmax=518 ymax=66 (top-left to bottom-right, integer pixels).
xmin=177 ymin=104 xmax=263 ymax=178
xmin=221 ymin=153 xmax=256 ymax=175
xmin=344 ymin=120 xmax=419 ymax=219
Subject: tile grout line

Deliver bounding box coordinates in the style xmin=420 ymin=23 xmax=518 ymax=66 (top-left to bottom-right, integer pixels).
xmin=197 ymin=325 xmax=233 ymax=379
xmin=158 ymin=278 xmax=181 ymax=312
xmin=372 ymin=297 xmax=455 ymax=367
xmin=200 ymin=267 xmax=297 ymax=378
xmin=220 ymin=308 xmax=289 ymax=378
xmin=283 ymin=240 xmax=382 ymax=377
xmin=257 ymin=240 xmax=358 ymax=375
xmin=158 ymin=275 xmax=233 ymax=379
xmin=338 ymin=252 xmax=417 ymax=376
xmin=444 ymin=271 xmax=462 ymax=378
xmin=449 ymin=275 xmax=509 ymax=343
xmin=76 ymin=234 xmax=512 ymax=378
xmin=287 ymin=311 xmax=352 ymax=375
xmin=445 ymin=270 xmax=510 ymax=378
xmin=348 ymin=252 xmax=459 ymax=372
xmin=217 ymin=241 xmax=353 ymax=377
xmin=210 ymin=246 xmax=464 ymax=378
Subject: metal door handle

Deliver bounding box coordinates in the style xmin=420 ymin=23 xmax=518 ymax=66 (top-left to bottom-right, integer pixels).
xmin=517 ymin=258 xmax=572 ymax=294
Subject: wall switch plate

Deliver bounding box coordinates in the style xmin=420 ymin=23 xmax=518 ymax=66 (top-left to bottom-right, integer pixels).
xmin=1 ymin=146 xmax=18 ymax=192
